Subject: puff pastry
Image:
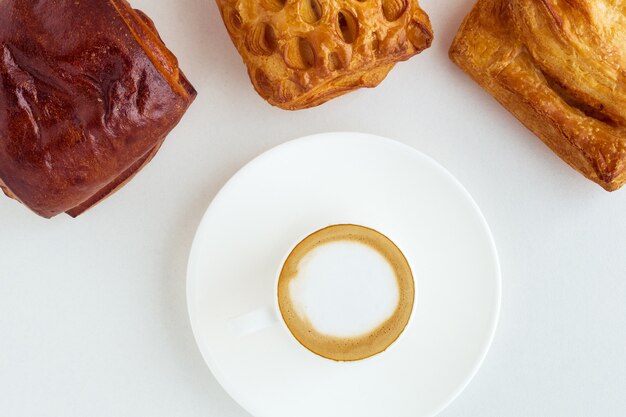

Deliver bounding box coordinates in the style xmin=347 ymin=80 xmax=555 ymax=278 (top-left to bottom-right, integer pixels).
xmin=217 ymin=0 xmax=433 ymax=110
xmin=450 ymin=0 xmax=626 ymax=191
xmin=0 ymin=0 xmax=196 ymax=218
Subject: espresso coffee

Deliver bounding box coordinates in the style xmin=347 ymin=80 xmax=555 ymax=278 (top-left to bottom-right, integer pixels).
xmin=277 ymin=224 xmax=414 ymax=361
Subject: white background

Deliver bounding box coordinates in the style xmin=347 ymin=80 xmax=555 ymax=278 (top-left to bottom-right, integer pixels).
xmin=1 ymin=0 xmax=625 ymax=416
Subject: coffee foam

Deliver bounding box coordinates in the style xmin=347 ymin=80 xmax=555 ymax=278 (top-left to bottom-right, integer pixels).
xmin=288 ymin=241 xmax=400 ymax=337
xmin=278 ymin=224 xmax=414 ymax=362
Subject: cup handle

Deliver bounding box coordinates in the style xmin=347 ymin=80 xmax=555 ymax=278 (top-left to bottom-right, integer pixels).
xmin=229 ymin=306 xmax=279 ymax=337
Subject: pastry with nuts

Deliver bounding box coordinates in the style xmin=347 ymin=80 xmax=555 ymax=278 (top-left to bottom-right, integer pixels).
xmin=217 ymin=0 xmax=433 ymax=110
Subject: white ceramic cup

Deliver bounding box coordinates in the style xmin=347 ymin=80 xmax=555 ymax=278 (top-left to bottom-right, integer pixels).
xmin=229 ymin=224 xmax=415 ymax=361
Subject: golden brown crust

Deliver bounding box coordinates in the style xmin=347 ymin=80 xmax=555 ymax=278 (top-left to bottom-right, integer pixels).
xmin=217 ymin=0 xmax=433 ymax=110
xmin=449 ymin=0 xmax=626 ymax=191
xmin=0 ymin=0 xmax=197 ymax=217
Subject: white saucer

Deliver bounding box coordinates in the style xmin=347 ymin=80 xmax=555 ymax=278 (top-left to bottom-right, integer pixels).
xmin=187 ymin=132 xmax=501 ymax=417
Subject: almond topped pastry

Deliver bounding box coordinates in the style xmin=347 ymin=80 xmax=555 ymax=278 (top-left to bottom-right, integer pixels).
xmin=0 ymin=0 xmax=196 ymax=217
xmin=450 ymin=0 xmax=626 ymax=191
xmin=217 ymin=0 xmax=433 ymax=110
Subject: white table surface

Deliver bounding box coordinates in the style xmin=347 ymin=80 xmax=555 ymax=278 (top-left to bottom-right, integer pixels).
xmin=1 ymin=0 xmax=625 ymax=416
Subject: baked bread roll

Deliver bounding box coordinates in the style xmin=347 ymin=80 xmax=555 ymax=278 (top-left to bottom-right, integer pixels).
xmin=0 ymin=0 xmax=197 ymax=218
xmin=217 ymin=0 xmax=433 ymax=110
xmin=450 ymin=0 xmax=626 ymax=191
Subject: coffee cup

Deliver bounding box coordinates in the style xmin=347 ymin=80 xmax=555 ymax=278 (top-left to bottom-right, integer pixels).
xmin=230 ymin=224 xmax=415 ymax=362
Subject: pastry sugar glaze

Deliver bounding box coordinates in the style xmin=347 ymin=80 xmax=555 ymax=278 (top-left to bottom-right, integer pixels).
xmin=216 ymin=0 xmax=433 ymax=109
xmin=450 ymin=0 xmax=626 ymax=191
xmin=0 ymin=0 xmax=196 ymax=217
xmin=278 ymin=224 xmax=414 ymax=361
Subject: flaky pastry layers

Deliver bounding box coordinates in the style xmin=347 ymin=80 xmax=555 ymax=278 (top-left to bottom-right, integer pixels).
xmin=217 ymin=0 xmax=433 ymax=110
xmin=450 ymin=0 xmax=626 ymax=191
xmin=0 ymin=0 xmax=196 ymax=218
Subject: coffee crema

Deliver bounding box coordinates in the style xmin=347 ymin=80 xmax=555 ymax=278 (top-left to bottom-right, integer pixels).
xmin=277 ymin=224 xmax=414 ymax=361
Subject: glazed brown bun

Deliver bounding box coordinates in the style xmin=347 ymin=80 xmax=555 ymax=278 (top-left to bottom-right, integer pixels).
xmin=0 ymin=0 xmax=196 ymax=217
